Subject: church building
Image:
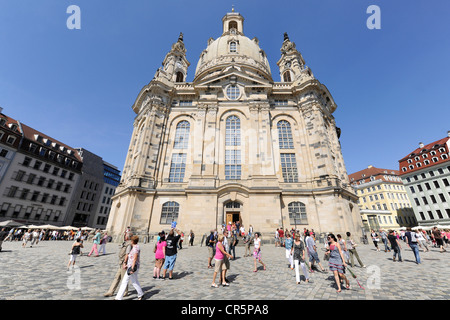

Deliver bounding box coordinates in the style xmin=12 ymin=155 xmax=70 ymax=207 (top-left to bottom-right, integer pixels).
xmin=106 ymin=10 xmax=362 ymax=241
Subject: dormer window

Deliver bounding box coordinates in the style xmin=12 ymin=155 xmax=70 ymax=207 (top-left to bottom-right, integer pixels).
xmin=230 ymin=41 xmax=237 ymax=53
xmin=9 ymin=124 xmax=18 ymax=131
xmin=0 ymin=118 xmax=6 ymax=126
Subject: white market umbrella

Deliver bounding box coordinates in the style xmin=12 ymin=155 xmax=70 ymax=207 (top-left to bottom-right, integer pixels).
xmin=399 ymin=227 xmax=407 ymax=231
xmin=81 ymin=227 xmax=94 ymax=231
xmin=60 ymin=226 xmax=78 ymax=230
xmin=0 ymin=220 xmax=25 ymax=227
xmin=39 ymin=224 xmax=60 ymax=230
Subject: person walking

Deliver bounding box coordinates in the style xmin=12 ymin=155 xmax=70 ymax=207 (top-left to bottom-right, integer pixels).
xmin=274 ymin=228 xmax=280 ymax=247
xmin=228 ymin=228 xmax=238 ymax=260
xmin=104 ymin=232 xmax=133 ymax=297
xmin=243 ymin=232 xmax=253 ymax=257
xmin=345 ymin=232 xmax=366 ymax=268
xmin=416 ymin=229 xmax=429 ymax=252
xmin=326 ymin=234 xmax=350 ymax=293
xmin=99 ymin=232 xmax=108 ymax=255
xmin=291 ymin=234 xmax=311 ymax=284
xmin=206 ymin=230 xmax=216 ymax=269
xmin=305 ymin=233 xmax=326 ymax=272
xmin=0 ymin=228 xmax=8 ymax=251
xmin=337 ymin=234 xmax=350 ymax=263
xmin=189 ymin=230 xmax=195 ymax=246
xmin=371 ymin=229 xmax=380 ymax=252
xmin=253 ymin=232 xmax=266 ymax=272
xmin=67 ymin=238 xmax=83 ymax=269
xmin=211 ymin=234 xmax=233 ymax=288
xmin=405 ymin=227 xmax=421 ymax=264
xmin=115 ymin=235 xmax=144 ymax=300
xmin=432 ymin=227 xmax=446 ymax=253
xmin=22 ymin=229 xmax=31 ymax=248
xmin=379 ymin=229 xmax=391 ymax=252
xmin=387 ymin=229 xmax=403 ymax=262
xmin=153 ymin=232 xmax=167 ymax=280
xmin=284 ymin=232 xmax=294 ymax=269
xmin=88 ymin=229 xmax=101 ymax=257
xmin=30 ymin=229 xmax=40 ymax=247
xmin=161 ymin=228 xmax=181 ymax=280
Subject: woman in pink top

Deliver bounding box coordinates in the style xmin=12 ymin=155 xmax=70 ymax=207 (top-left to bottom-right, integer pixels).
xmin=211 ymin=234 xmax=232 ymax=288
xmin=153 ymin=232 xmax=167 ymax=280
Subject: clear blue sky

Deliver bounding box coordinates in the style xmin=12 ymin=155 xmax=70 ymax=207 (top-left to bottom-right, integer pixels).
xmin=1 ymin=0 xmax=450 ymax=175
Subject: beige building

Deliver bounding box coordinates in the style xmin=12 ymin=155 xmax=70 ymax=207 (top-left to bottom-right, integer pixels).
xmin=349 ymin=166 xmax=416 ymax=232
xmin=106 ymin=10 xmax=362 ymax=242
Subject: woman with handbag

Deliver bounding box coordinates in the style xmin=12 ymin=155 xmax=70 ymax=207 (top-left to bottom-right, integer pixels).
xmin=115 ymin=235 xmax=144 ymax=300
xmin=291 ymin=234 xmax=311 ymax=284
xmin=326 ymin=234 xmax=350 ymax=293
xmin=153 ymin=232 xmax=166 ymax=280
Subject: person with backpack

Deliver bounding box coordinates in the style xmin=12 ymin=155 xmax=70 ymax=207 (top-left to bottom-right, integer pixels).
xmin=103 ymin=232 xmax=133 ymax=297
xmin=243 ymin=232 xmax=253 ymax=257
xmin=67 ymin=238 xmax=83 ymax=270
xmin=405 ymin=227 xmax=421 ymax=264
xmin=206 ymin=230 xmax=216 ymax=269
xmin=160 ymin=228 xmax=181 ymax=280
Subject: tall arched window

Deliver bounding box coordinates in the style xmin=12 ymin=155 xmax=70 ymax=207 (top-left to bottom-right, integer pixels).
xmin=225 ymin=115 xmax=241 ymax=180
xmin=175 ymin=71 xmax=184 ymax=82
xmin=160 ymin=201 xmax=179 ymax=224
xmin=288 ymin=202 xmax=307 ymax=225
xmin=283 ymin=71 xmax=292 ymax=82
xmin=230 ymin=41 xmax=237 ymax=53
xmin=226 ymin=116 xmax=240 ymax=146
xmin=277 ymin=120 xmax=294 ymax=149
xmin=174 ymin=121 xmax=190 ymax=149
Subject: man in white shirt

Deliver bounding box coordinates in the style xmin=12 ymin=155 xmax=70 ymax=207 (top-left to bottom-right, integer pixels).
xmin=30 ymin=230 xmax=40 ymax=247
xmin=22 ymin=230 xmax=31 ymax=248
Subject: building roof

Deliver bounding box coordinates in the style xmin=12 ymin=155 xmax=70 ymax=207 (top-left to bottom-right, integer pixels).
xmin=349 ymin=165 xmax=402 ymax=185
xmin=398 ymin=136 xmax=450 ymax=175
xmin=20 ymin=122 xmax=82 ymax=162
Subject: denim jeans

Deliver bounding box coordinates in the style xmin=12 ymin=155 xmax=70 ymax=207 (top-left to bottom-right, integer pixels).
xmin=382 ymin=238 xmax=390 ymax=251
xmin=393 ymin=247 xmax=402 ymax=261
xmin=409 ymin=243 xmax=421 ymax=264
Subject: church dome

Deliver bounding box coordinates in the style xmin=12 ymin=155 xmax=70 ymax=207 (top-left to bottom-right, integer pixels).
xmin=194 ymin=12 xmax=272 ymax=81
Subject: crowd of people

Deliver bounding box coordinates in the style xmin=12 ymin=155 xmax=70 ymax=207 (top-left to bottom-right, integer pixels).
xmin=2 ymin=221 xmax=448 ymax=299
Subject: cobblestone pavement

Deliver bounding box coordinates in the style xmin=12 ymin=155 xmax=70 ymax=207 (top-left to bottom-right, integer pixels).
xmin=0 ymin=239 xmax=449 ymax=300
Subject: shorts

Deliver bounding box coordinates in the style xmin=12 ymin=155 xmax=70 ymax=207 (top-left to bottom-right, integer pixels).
xmin=308 ymin=251 xmax=320 ymax=263
xmin=163 ymin=254 xmax=177 ymax=271
xmin=436 ymin=238 xmax=444 ymax=246
xmin=208 ymin=246 xmax=214 ymax=259
xmin=214 ymin=259 xmax=226 ymax=273
xmin=155 ymin=258 xmax=165 ymax=269
xmin=70 ymin=254 xmax=78 ymax=262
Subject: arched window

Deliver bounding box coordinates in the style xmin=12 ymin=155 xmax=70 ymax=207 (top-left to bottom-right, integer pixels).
xmin=175 ymin=71 xmax=184 ymax=82
xmin=174 ymin=121 xmax=190 ymax=149
xmin=225 ymin=115 xmax=241 ymax=180
xmin=225 ymin=201 xmax=241 ymax=209
xmin=283 ymin=71 xmax=292 ymax=82
xmin=277 ymin=120 xmax=294 ymax=149
xmin=229 ymin=21 xmax=238 ymax=31
xmin=226 ymin=116 xmax=240 ymax=146
xmin=160 ymin=201 xmax=179 ymax=224
xmin=288 ymin=202 xmax=307 ymax=225
xmin=230 ymin=41 xmax=237 ymax=53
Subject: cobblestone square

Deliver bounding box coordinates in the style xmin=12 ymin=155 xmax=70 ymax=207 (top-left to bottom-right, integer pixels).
xmin=0 ymin=239 xmax=449 ymax=300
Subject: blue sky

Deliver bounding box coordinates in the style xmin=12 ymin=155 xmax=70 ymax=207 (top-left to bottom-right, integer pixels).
xmin=1 ymin=0 xmax=449 ymax=175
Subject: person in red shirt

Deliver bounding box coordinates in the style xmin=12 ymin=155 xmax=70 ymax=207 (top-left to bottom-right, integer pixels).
xmin=279 ymin=229 xmax=285 ymax=247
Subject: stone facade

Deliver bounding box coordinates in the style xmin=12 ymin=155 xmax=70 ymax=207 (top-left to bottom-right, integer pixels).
xmin=106 ymin=11 xmax=363 ymax=242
